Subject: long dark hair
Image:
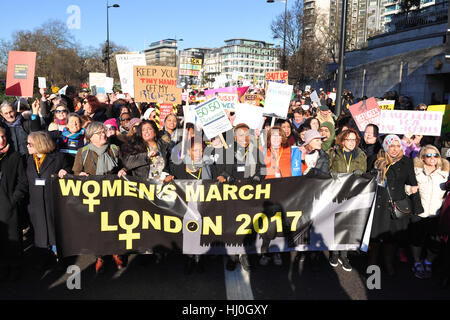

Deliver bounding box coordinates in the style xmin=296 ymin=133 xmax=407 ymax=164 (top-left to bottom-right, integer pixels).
xmin=121 ymin=120 xmax=159 ymax=155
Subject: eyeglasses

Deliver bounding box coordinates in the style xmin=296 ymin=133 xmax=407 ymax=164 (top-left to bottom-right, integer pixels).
xmin=425 ymin=153 xmax=439 ymax=158
xmin=121 ymin=118 xmax=131 ymax=122
xmin=94 ymin=130 xmax=106 ymax=136
xmin=105 ymin=126 xmax=116 ymax=131
xmin=55 ymin=109 xmax=67 ymax=114
xmin=345 ymin=138 xmax=357 ymax=142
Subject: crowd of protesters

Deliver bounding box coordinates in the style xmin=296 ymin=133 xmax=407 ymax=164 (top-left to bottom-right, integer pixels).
xmin=0 ymin=84 xmax=449 ymax=291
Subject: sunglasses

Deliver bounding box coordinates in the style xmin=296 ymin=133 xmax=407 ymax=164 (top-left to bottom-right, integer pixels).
xmin=105 ymin=126 xmax=116 ymax=131
xmin=121 ymin=118 xmax=131 ymax=121
xmin=425 ymin=153 xmax=439 ymax=158
xmin=55 ymin=109 xmax=67 ymax=113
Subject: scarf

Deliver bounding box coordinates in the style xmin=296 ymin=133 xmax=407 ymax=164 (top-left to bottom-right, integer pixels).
xmin=320 ymin=122 xmax=335 ymax=152
xmin=87 ymin=143 xmax=118 ymax=175
xmin=62 ymin=127 xmax=85 ymax=142
xmin=0 ymin=144 xmax=9 ymax=161
xmin=55 ymin=118 xmax=67 ymax=126
xmin=3 ymin=114 xmax=22 ymax=128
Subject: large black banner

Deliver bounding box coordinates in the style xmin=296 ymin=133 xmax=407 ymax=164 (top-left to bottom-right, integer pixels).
xmin=52 ymin=174 xmax=376 ymax=257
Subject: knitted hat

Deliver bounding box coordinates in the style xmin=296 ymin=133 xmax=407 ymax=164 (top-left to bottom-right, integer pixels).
xmin=103 ymin=118 xmax=118 ymax=130
xmin=303 ymin=129 xmax=325 ymax=146
xmin=382 ymin=134 xmax=401 ymax=153
xmin=142 ymin=108 xmax=155 ymax=120
xmin=129 ymin=117 xmax=142 ymax=129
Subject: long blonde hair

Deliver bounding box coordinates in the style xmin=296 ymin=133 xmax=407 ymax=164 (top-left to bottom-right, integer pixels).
xmin=374 ymin=148 xmax=404 ymax=181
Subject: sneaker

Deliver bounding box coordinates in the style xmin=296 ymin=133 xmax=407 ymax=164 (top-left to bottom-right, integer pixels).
xmin=412 ymin=262 xmax=426 ymax=279
xmin=112 ymin=254 xmax=124 ymax=270
xmin=95 ymin=257 xmax=105 ymax=274
xmin=259 ymin=254 xmax=271 ymax=266
xmin=338 ymin=257 xmax=352 ymax=272
xmin=239 ymin=254 xmax=251 ymax=272
xmin=273 ymin=253 xmax=282 ymax=266
xmin=226 ymin=257 xmax=237 ymax=271
xmin=329 ymin=253 xmax=339 ymax=267
xmin=424 ymin=262 xmax=432 ymax=279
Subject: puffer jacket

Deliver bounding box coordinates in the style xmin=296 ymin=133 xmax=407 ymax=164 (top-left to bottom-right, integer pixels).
xmin=409 ymin=157 xmax=450 ymax=218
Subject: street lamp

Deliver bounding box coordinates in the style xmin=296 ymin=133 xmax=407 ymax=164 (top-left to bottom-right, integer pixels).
xmin=267 ymin=0 xmax=288 ymax=71
xmin=106 ymin=1 xmax=120 ymax=77
xmin=334 ymin=0 xmax=348 ymax=117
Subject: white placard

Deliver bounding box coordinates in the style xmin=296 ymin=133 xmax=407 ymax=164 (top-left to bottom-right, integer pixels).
xmin=305 ymin=85 xmax=311 ymax=92
xmin=329 ymin=92 xmax=336 ymax=102
xmin=194 ymin=97 xmax=232 ymax=139
xmin=217 ymin=92 xmax=239 ymax=110
xmin=379 ymin=110 xmax=443 ymax=136
xmin=234 ymin=103 xmax=264 ymax=130
xmin=116 ymin=54 xmax=146 ymax=97
xmin=105 ymin=77 xmax=114 ymax=94
xmin=183 ymin=104 xmax=197 ymax=125
xmin=263 ymin=82 xmax=293 ymax=119
xmin=310 ymin=90 xmax=321 ymax=105
xmin=38 ymin=77 xmax=46 ymax=89
xmin=89 ymin=73 xmax=107 ymax=91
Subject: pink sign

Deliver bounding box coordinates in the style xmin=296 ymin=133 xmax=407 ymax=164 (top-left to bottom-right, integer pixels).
xmin=348 ymin=97 xmax=381 ymax=131
xmin=205 ymin=86 xmax=237 ymax=100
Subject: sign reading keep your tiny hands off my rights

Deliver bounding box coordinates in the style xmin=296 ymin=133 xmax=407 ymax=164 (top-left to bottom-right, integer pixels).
xmin=51 ymin=174 xmax=376 ymax=257
xmin=134 ymin=65 xmax=182 ymax=104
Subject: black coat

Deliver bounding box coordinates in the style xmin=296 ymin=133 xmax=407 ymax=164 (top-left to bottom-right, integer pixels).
xmin=370 ymin=156 xmax=424 ymax=240
xmin=0 ymin=149 xmax=28 ymax=262
xmin=26 ymin=152 xmax=71 ymax=248
xmin=306 ymin=149 xmax=330 ymax=177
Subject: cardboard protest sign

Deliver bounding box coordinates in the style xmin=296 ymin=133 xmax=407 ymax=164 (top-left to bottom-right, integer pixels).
xmin=38 ymin=77 xmax=46 ymax=89
xmin=159 ymin=104 xmax=174 ymax=128
xmin=377 ymin=100 xmax=395 ymax=110
xmin=89 ymin=73 xmax=106 ymax=92
xmin=217 ymin=92 xmax=239 ymax=110
xmin=134 ymin=66 xmax=182 ymax=104
xmin=240 ymin=93 xmax=262 ymax=106
xmin=263 ymin=82 xmax=293 ymax=119
xmin=5 ymin=51 xmax=37 ymax=97
xmin=427 ymin=105 xmax=450 ymax=134
xmin=265 ymin=71 xmax=288 ymax=85
xmin=348 ymin=97 xmax=381 ymax=131
xmin=205 ymin=87 xmax=237 ymax=100
xmin=116 ymin=53 xmax=146 ymax=97
xmin=234 ymin=103 xmax=264 ymax=130
xmin=194 ymin=97 xmax=232 ymax=139
xmin=379 ymin=110 xmax=443 ymax=136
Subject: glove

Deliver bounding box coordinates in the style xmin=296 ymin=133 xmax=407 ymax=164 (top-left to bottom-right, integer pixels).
xmin=353 ymin=170 xmax=364 ymax=176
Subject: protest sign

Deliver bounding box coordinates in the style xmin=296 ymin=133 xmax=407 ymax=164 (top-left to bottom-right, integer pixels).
xmin=427 ymin=105 xmax=450 ymax=134
xmin=265 ymin=71 xmax=288 ymax=86
xmin=305 ymin=85 xmax=311 ymax=92
xmin=240 ymin=93 xmax=262 ymax=106
xmin=177 ymin=51 xmax=203 ymax=89
xmin=159 ymin=104 xmax=174 ymax=128
xmin=217 ymin=92 xmax=239 ymax=110
xmin=89 ymin=72 xmax=107 ymax=92
xmin=52 ymin=174 xmax=376 ymax=257
xmin=105 ymin=77 xmax=114 ymax=94
xmin=377 ymin=100 xmax=395 ymax=110
xmin=58 ymin=85 xmax=68 ymax=96
xmin=329 ymin=92 xmax=336 ymax=102
xmin=38 ymin=77 xmax=46 ymax=89
xmin=379 ymin=110 xmax=443 ymax=136
xmin=116 ymin=53 xmax=146 ymax=97
xmin=263 ymin=82 xmax=293 ymax=119
xmin=237 ymin=86 xmax=250 ymax=99
xmin=134 ymin=66 xmax=181 ymax=104
xmin=205 ymin=87 xmax=237 ymax=100
xmin=183 ymin=104 xmax=196 ymax=124
xmin=194 ymin=97 xmax=232 ymax=139
xmin=234 ymin=103 xmax=264 ymax=130
xmin=310 ymin=90 xmax=321 ymax=106
xmin=5 ymin=51 xmax=37 ymax=97
xmin=348 ymin=97 xmax=381 ymax=131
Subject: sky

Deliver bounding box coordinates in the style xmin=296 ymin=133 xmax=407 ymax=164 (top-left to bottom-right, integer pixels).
xmin=0 ymin=0 xmax=287 ymax=51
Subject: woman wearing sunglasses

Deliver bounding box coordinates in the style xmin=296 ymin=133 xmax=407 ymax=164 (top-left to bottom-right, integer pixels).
xmin=407 ymin=146 xmax=449 ymax=279
xmin=47 ymin=105 xmax=69 ymax=132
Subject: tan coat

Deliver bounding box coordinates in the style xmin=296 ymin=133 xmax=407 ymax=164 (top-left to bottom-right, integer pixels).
xmin=72 ymin=144 xmax=123 ymax=175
